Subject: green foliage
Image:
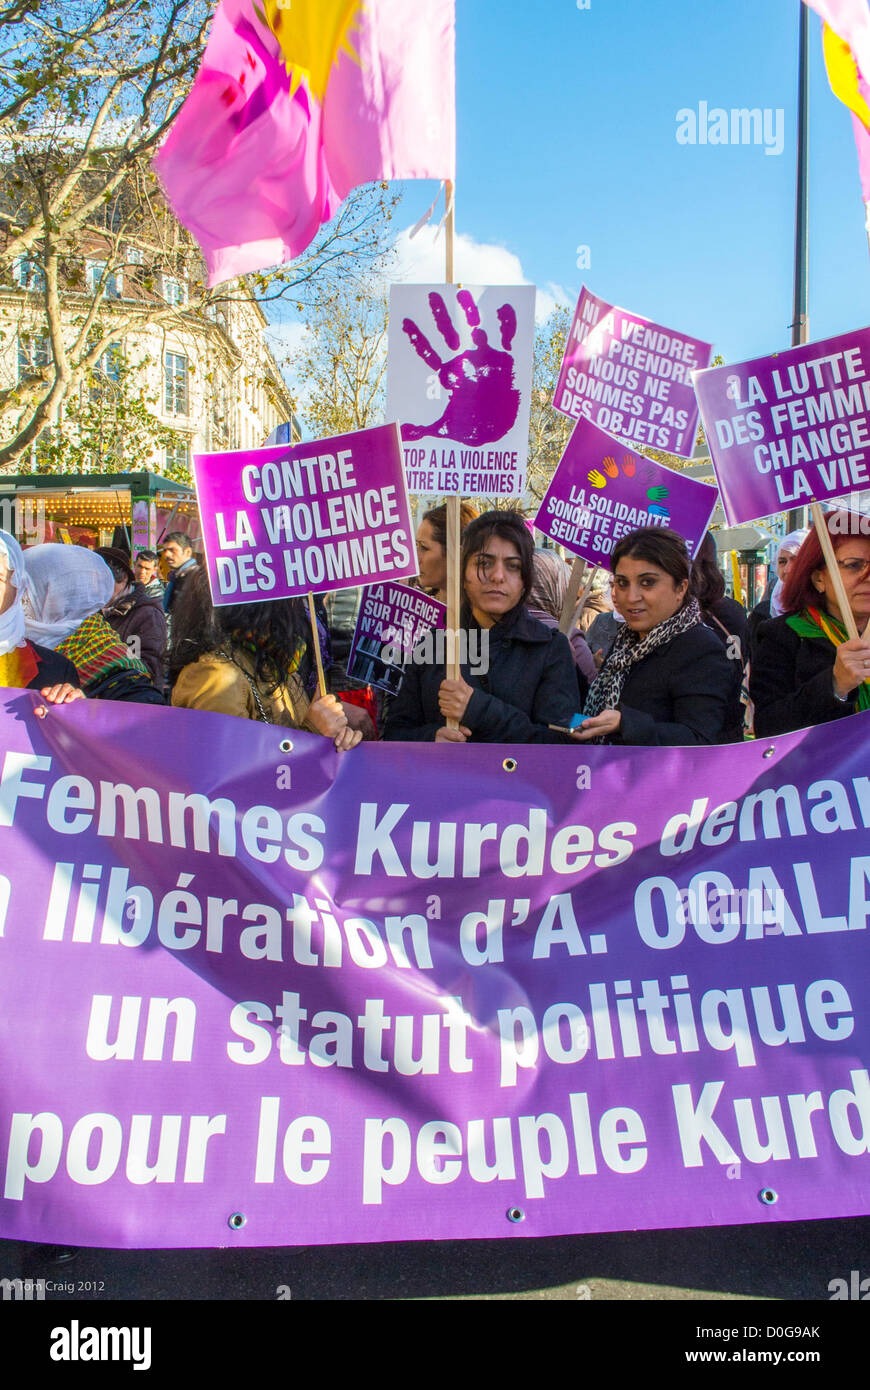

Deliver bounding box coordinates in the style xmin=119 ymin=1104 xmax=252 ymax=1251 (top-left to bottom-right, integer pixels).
xmin=36 ymin=353 xmax=190 ymax=480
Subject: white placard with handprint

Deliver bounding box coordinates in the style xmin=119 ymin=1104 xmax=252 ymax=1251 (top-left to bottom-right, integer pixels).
xmin=386 ymin=284 xmax=536 ymax=497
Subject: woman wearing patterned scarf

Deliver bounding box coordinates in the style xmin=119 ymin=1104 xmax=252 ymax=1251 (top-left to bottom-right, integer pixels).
xmin=750 ymin=512 xmax=870 ymax=736
xmin=0 ymin=530 xmax=82 ymax=712
xmin=572 ymin=527 xmax=732 ymax=745
xmin=22 ymin=544 xmax=165 ymax=704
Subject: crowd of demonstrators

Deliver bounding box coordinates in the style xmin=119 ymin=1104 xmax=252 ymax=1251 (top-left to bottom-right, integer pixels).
xmin=750 ymin=513 xmax=870 ymax=736
xmin=385 ymin=510 xmax=579 ymax=743
xmin=573 ymin=528 xmax=733 ymax=746
xmin=21 ymin=545 xmax=166 ymax=704
xmin=97 ymin=547 xmax=168 ymax=687
xmin=168 ymin=566 xmax=363 ymax=750
xmin=9 ymin=511 xmax=870 ymax=749
xmin=527 ymin=547 xmax=597 ymax=697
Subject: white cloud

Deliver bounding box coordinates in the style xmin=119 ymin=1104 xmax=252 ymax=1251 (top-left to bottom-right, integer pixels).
xmin=390 ymin=225 xmax=572 ymax=324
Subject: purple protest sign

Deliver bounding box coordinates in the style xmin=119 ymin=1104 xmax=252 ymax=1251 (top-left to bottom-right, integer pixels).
xmin=554 ymin=287 xmax=712 ymax=458
xmin=693 ymin=328 xmax=870 ymax=524
xmin=1 ymin=693 xmax=869 ymax=1248
xmin=535 ymin=416 xmax=718 ymax=564
xmin=386 ymin=285 xmax=536 ymax=496
xmin=193 ymin=424 xmax=416 ymax=604
xmin=347 ymin=582 xmax=446 ymax=695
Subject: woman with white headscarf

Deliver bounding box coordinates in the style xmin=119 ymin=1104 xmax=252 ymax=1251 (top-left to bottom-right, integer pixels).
xmin=22 ymin=544 xmax=165 ymax=703
xmin=0 ymin=530 xmax=82 ymax=708
xmin=748 ymin=529 xmax=809 ymax=655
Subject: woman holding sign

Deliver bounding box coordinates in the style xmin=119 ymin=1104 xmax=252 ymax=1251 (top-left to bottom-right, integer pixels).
xmin=170 ymin=569 xmax=362 ymax=749
xmin=750 ymin=516 xmax=870 ymax=735
xmin=572 ymin=528 xmax=732 ymax=745
xmin=385 ymin=510 xmax=579 ymax=743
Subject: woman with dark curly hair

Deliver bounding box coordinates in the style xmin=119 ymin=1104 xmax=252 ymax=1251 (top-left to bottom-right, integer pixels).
xmin=572 ymin=527 xmax=732 ymax=746
xmin=169 ymin=567 xmax=361 ymax=750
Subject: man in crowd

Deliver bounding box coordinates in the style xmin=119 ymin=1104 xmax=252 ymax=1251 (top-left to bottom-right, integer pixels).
xmin=97 ymin=547 xmax=168 ymax=688
xmin=134 ymin=549 xmax=164 ymax=602
xmin=161 ymin=532 xmax=198 ymax=617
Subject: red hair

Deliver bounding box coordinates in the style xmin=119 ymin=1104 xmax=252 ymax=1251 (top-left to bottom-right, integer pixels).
xmin=780 ymin=512 xmax=859 ymax=614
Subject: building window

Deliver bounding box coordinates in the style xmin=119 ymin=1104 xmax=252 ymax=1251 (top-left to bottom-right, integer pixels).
xmin=163 ymin=276 xmax=187 ymax=307
xmin=89 ymin=344 xmax=123 ymax=402
xmin=127 ymin=246 xmax=144 ymax=265
xmin=165 ymin=441 xmax=190 ymax=474
xmin=17 ymin=333 xmax=50 ymax=379
xmin=164 ymin=352 xmax=189 ymax=414
xmin=13 ymin=256 xmax=45 ymax=292
xmin=205 ymin=299 xmax=229 ymax=333
xmin=87 ymin=261 xmax=122 ymax=299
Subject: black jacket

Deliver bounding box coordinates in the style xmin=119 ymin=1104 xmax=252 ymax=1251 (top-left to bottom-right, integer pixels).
xmin=26 ymin=643 xmax=80 ymax=691
xmin=104 ymin=583 xmax=168 ymax=686
xmin=384 ymin=605 xmax=580 ymax=743
xmin=750 ymin=616 xmax=858 ymax=736
xmin=703 ymin=594 xmax=749 ymax=743
xmin=605 ymin=624 xmax=733 ymax=745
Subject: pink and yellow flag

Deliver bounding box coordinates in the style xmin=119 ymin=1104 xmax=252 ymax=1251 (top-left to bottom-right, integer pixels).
xmin=804 ymin=1 xmax=870 ymax=204
xmin=154 ymin=0 xmax=455 ymax=285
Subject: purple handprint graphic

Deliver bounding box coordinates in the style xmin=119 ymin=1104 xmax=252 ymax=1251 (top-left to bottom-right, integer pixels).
xmin=401 ymin=290 xmax=521 ymax=445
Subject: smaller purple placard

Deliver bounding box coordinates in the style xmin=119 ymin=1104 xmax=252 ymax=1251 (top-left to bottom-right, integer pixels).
xmin=535 ymin=417 xmax=719 ymax=565
xmin=554 ymin=287 xmax=712 ymax=459
xmin=693 ymin=327 xmax=870 ymax=524
xmin=193 ymin=424 xmax=416 ymax=605
xmin=347 ymin=582 xmax=446 ymax=695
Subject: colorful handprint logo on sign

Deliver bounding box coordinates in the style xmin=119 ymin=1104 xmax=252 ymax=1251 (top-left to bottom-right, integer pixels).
xmin=585 ymin=452 xmax=671 ymax=523
xmin=400 ymin=290 xmax=521 ymax=444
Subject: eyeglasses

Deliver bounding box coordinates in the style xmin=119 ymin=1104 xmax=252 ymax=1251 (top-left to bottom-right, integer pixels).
xmin=836 ymin=558 xmax=870 ymax=580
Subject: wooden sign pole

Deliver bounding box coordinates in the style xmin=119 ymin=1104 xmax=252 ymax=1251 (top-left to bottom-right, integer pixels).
xmin=444 ymin=181 xmax=462 ymax=728
xmin=306 ymin=592 xmax=328 ymax=698
xmin=811 ymin=502 xmax=859 ymax=641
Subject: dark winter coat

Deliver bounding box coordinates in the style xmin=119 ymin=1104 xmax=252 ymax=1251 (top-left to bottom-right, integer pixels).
xmin=702 ymin=594 xmax=749 ymax=743
xmin=104 ymin=583 xmax=167 ymax=685
xmin=26 ymin=643 xmax=80 ymax=691
xmin=750 ymin=616 xmax=860 ymax=736
xmin=384 ymin=605 xmax=580 ymax=743
xmin=162 ymin=558 xmax=198 ymax=616
xmin=605 ymin=625 xmax=733 ymax=746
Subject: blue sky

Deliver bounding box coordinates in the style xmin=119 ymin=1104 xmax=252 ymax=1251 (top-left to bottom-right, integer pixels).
xmin=386 ymin=0 xmax=870 ymax=365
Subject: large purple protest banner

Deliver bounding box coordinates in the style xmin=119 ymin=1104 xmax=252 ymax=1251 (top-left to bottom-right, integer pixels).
xmin=347 ymin=582 xmax=446 ymax=695
xmin=0 ymin=692 xmax=868 ymax=1249
xmin=193 ymin=424 xmax=416 ymax=604
xmin=534 ymin=416 xmax=718 ymax=564
xmin=693 ymin=328 xmax=870 ymax=523
xmin=553 ymin=287 xmax=712 ymax=458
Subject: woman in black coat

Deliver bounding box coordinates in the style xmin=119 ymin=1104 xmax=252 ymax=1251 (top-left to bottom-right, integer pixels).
xmin=572 ymin=527 xmax=732 ymax=746
xmin=384 ymin=511 xmax=580 ymax=744
xmin=750 ymin=514 xmax=870 ymax=736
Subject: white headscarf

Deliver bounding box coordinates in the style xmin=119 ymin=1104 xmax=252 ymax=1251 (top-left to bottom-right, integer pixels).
xmin=22 ymin=544 xmax=114 ymax=650
xmin=770 ymin=529 xmax=810 ymax=618
xmin=0 ymin=529 xmax=29 ymax=656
